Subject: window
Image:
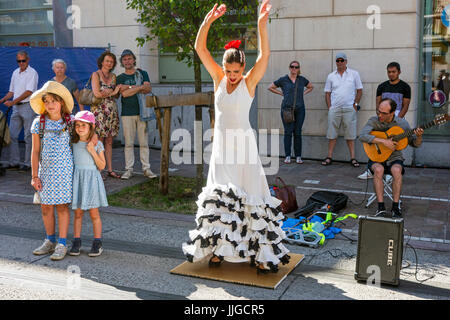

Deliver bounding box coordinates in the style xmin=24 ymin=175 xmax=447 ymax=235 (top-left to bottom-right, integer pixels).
xmin=0 ymin=0 xmax=54 ymax=47
xmin=419 ymin=0 xmax=450 ymax=136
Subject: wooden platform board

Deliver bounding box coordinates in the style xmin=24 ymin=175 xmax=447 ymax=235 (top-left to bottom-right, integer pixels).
xmin=170 ymin=253 xmax=304 ymax=289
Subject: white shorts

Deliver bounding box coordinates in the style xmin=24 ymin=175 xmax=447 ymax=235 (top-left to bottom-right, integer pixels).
xmin=327 ymin=107 xmax=357 ymax=140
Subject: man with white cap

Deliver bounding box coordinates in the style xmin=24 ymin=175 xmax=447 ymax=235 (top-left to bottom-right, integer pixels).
xmin=0 ymin=50 xmax=39 ymax=171
xmin=322 ymin=52 xmax=363 ymax=167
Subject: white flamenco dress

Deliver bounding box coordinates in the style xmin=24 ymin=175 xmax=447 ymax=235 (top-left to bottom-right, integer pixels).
xmin=182 ymin=76 xmax=290 ymax=271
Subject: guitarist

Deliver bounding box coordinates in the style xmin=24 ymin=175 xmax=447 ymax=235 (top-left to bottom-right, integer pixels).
xmin=358 ymin=98 xmax=423 ymax=218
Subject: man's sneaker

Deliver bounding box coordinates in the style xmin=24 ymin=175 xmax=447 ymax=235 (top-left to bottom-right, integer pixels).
xmin=391 ymin=207 xmax=402 ymax=219
xmin=296 ymin=157 xmax=303 ymax=164
xmin=374 ymin=209 xmax=388 ymax=218
xmin=143 ymin=169 xmax=157 ymax=179
xmin=88 ymin=240 xmax=103 ymax=257
xmin=69 ymin=239 xmax=82 ymax=256
xmin=121 ymin=170 xmax=133 ymax=180
xmin=32 ymin=239 xmax=56 ymax=255
xmin=358 ymin=169 xmax=373 ymax=180
xmin=284 ymin=156 xmax=291 ymax=164
xmin=50 ymin=243 xmax=67 ymax=261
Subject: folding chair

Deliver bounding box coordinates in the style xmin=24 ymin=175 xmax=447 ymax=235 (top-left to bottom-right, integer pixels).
xmin=366 ymin=174 xmax=395 ymax=208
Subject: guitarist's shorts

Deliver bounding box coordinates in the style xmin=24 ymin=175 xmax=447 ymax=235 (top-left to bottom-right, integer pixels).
xmin=368 ymin=159 xmax=405 ymax=176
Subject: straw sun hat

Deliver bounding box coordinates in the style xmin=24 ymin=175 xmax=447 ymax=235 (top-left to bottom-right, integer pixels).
xmin=30 ymin=81 xmax=74 ymax=115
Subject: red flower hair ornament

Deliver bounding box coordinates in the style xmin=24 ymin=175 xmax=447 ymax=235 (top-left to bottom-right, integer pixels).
xmin=224 ymin=40 xmax=242 ymax=50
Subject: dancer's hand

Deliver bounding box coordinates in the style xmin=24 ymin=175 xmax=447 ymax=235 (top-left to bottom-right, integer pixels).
xmin=204 ymin=3 xmax=226 ymax=25
xmin=258 ymin=0 xmax=272 ymax=26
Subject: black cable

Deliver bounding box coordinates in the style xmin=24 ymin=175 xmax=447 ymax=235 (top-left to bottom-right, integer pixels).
xmin=405 ymin=243 xmax=435 ymax=283
xmin=306 ymin=247 xmax=356 ymax=264
xmin=401 ymin=229 xmax=435 ymax=283
xmin=347 ymin=174 xmax=371 ymax=207
xmin=336 ymin=231 xmax=357 ymax=244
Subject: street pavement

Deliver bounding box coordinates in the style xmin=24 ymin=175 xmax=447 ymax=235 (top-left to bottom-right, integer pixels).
xmin=0 ymin=145 xmax=448 ymax=300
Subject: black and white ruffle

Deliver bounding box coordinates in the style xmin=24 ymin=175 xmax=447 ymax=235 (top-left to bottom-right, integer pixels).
xmin=182 ymin=183 xmax=290 ymax=270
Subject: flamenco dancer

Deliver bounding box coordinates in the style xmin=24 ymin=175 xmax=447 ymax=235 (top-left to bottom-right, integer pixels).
xmin=182 ymin=1 xmax=290 ymax=274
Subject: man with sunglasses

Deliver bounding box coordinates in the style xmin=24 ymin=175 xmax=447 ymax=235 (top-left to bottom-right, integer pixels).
xmin=0 ymin=50 xmax=38 ymax=171
xmin=359 ymin=98 xmax=423 ymax=218
xmin=323 ymin=53 xmax=363 ymax=167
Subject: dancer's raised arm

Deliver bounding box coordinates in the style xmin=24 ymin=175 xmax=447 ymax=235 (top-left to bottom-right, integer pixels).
xmin=195 ymin=3 xmax=227 ymax=89
xmin=246 ymin=0 xmax=271 ymax=95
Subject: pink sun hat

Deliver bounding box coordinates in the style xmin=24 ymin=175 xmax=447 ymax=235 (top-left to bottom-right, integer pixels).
xmin=72 ymin=110 xmax=95 ymax=125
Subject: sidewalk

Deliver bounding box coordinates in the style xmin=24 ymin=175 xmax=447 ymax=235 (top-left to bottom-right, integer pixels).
xmin=1 ymin=144 xmax=449 ymax=251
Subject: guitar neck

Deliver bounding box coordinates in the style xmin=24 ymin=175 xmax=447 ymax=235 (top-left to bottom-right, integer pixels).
xmin=393 ymin=119 xmax=436 ymax=141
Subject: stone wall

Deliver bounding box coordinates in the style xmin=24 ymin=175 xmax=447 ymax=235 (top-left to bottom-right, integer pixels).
xmin=72 ymin=0 xmax=159 ymax=82
xmin=260 ymin=0 xmax=421 ymax=163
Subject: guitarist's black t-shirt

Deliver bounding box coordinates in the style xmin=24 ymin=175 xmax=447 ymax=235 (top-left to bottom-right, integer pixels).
xmin=376 ymin=80 xmax=411 ymax=115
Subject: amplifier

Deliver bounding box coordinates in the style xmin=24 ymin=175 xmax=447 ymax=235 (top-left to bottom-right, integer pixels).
xmin=354 ymin=215 xmax=404 ymax=286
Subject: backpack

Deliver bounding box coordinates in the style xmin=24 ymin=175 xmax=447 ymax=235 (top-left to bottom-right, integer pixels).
xmin=294 ymin=191 xmax=348 ymax=218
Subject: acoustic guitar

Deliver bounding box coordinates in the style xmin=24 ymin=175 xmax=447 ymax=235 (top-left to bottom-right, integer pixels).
xmin=363 ymin=114 xmax=449 ymax=162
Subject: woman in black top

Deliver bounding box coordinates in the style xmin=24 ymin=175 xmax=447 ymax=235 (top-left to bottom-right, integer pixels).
xmin=268 ymin=60 xmax=313 ymax=164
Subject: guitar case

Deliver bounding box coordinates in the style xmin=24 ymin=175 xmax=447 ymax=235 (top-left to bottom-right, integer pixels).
xmin=294 ymin=191 xmax=348 ymax=218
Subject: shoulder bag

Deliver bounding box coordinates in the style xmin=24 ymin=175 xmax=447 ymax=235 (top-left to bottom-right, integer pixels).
xmin=79 ymin=73 xmax=102 ymax=106
xmin=272 ymin=176 xmax=298 ymax=214
xmin=282 ymin=77 xmax=299 ymax=124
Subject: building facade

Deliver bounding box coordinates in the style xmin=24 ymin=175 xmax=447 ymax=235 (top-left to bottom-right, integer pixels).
xmin=1 ymin=0 xmax=449 ymax=167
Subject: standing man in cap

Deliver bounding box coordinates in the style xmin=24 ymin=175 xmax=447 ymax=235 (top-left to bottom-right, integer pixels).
xmin=0 ymin=50 xmax=39 ymax=171
xmin=116 ymin=49 xmax=157 ymax=179
xmin=322 ymin=52 xmax=363 ymax=167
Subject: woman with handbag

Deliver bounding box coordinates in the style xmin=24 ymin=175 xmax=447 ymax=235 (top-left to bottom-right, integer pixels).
xmin=268 ymin=61 xmax=313 ymax=164
xmin=91 ymin=51 xmax=122 ymax=179
xmin=182 ymin=1 xmax=290 ymax=274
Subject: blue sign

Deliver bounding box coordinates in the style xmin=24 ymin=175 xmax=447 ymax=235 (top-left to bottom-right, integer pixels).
xmin=442 ymin=5 xmax=450 ymax=28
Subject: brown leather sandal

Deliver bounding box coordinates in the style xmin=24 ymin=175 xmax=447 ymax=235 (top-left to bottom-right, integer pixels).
xmin=108 ymin=171 xmax=121 ymax=178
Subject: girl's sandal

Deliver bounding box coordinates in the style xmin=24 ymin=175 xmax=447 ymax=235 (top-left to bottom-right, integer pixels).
xmin=321 ymin=157 xmax=332 ymax=166
xmin=108 ymin=171 xmax=121 ymax=179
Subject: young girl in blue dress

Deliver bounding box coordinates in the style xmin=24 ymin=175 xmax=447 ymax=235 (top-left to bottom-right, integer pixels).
xmin=30 ymin=81 xmax=74 ymax=261
xmin=69 ymin=110 xmax=108 ymax=257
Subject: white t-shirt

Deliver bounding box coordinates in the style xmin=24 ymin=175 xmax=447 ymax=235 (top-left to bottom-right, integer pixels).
xmin=324 ymin=67 xmax=363 ymax=109
xmin=9 ymin=66 xmax=39 ymax=103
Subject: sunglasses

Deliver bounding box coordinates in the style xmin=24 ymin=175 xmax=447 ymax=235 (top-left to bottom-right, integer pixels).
xmin=17 ymin=59 xmax=27 ymax=63
xmin=336 ymin=59 xmax=345 ymax=63
xmin=290 ymin=65 xmax=300 ymax=69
